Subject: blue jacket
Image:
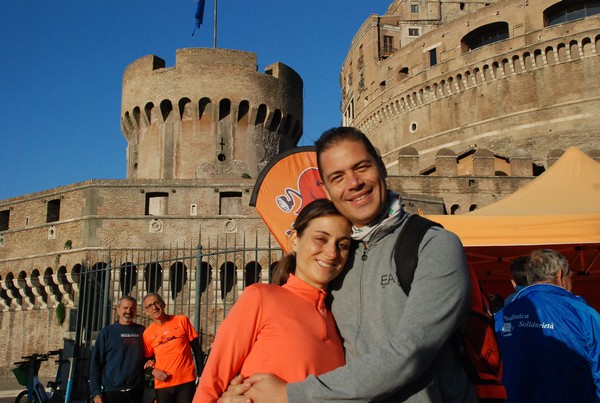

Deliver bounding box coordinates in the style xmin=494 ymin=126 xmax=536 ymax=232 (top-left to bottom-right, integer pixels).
xmin=503 ymin=285 xmax=525 ymax=305
xmin=495 ymin=284 xmax=600 ymax=402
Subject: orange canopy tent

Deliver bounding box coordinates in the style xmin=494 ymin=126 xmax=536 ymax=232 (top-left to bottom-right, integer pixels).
xmin=427 ymin=147 xmax=600 ymax=310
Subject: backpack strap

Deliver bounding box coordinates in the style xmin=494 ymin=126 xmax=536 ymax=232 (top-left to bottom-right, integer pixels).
xmin=394 ymin=214 xmax=443 ymax=296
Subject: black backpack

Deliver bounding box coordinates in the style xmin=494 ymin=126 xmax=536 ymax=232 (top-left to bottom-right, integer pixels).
xmin=393 ymin=214 xmax=506 ymax=402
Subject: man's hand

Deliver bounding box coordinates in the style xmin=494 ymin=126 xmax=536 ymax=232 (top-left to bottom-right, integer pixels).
xmin=245 ymin=374 xmax=288 ymax=403
xmin=152 ymin=368 xmax=171 ymax=382
xmin=217 ymin=374 xmax=252 ymax=403
xmin=144 ymin=359 xmax=155 ymax=369
xmin=92 ymin=395 xmax=104 ymax=403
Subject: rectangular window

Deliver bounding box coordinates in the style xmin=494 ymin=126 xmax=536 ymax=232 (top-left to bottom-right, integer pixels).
xmin=47 ymin=199 xmax=61 ymax=223
xmin=343 ymin=98 xmax=355 ymax=126
xmin=430 ymin=48 xmax=438 ymax=66
xmin=383 ymin=35 xmax=395 ymax=56
xmin=411 ymin=3 xmax=419 ymax=12
xmin=0 ymin=210 xmax=9 ymax=231
xmin=408 ymin=28 xmax=420 ymax=37
xmin=219 ymin=192 xmax=242 ymax=215
xmin=358 ymin=45 xmax=364 ymax=68
xmin=145 ymin=192 xmax=169 ymax=216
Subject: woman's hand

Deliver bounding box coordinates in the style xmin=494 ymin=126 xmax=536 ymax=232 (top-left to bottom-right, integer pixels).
xmin=217 ymin=374 xmax=252 ymax=403
xmin=244 ymin=374 xmax=288 ymax=403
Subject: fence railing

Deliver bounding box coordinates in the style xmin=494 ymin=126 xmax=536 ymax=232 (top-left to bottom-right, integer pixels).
xmin=68 ymin=231 xmax=283 ymax=399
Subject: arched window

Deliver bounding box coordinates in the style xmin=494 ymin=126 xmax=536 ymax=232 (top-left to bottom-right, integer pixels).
xmin=244 ymin=262 xmax=262 ymax=287
xmin=220 ymin=262 xmax=236 ymax=300
xmin=169 ymin=262 xmax=187 ymax=300
xmin=544 ymin=0 xmax=600 ymax=26
xmin=198 ymin=262 xmax=212 ymax=294
xmin=119 ymin=262 xmax=137 ymax=296
xmin=160 ymin=99 xmax=173 ymax=121
xmin=461 ymin=22 xmax=509 ymax=52
xmin=219 ymin=99 xmax=231 ymax=120
xmin=144 ymin=263 xmax=163 ymax=293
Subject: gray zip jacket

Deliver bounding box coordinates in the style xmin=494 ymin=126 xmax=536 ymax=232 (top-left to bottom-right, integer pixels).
xmin=287 ymin=212 xmax=476 ymax=402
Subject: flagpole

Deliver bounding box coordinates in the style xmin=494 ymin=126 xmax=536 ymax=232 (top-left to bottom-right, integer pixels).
xmin=213 ymin=0 xmax=218 ymax=48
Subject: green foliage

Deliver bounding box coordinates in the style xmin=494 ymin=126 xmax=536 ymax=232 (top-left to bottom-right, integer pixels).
xmin=55 ymin=302 xmax=66 ymax=326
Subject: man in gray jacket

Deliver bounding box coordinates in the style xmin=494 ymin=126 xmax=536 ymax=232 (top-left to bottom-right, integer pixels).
xmin=224 ymin=127 xmax=475 ymax=402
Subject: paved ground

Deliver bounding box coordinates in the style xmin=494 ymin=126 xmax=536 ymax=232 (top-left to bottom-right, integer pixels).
xmin=0 ymin=376 xmax=27 ymax=402
xmin=0 ymin=377 xmax=52 ymax=402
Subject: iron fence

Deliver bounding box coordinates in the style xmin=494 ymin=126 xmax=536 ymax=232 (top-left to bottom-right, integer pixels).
xmin=67 ymin=231 xmax=283 ymax=400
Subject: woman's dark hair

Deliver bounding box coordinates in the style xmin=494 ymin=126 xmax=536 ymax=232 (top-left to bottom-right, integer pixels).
xmin=271 ymin=199 xmax=346 ymax=285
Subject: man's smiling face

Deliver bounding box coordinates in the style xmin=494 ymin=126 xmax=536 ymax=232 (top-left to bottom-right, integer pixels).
xmin=320 ymin=139 xmax=388 ymax=228
xmin=143 ymin=295 xmax=166 ymax=321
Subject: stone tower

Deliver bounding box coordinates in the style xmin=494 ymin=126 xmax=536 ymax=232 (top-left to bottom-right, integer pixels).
xmin=121 ymin=48 xmax=304 ymax=181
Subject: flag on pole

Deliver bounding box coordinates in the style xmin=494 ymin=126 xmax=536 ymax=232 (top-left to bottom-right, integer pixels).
xmin=250 ymin=147 xmax=327 ymax=253
xmin=192 ymin=0 xmax=206 ymax=35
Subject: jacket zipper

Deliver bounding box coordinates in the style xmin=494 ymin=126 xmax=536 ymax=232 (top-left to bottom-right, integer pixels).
xmin=361 ymin=241 xmax=369 ymax=261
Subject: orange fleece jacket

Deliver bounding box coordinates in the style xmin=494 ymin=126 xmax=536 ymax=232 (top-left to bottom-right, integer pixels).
xmin=194 ymin=274 xmax=345 ymax=402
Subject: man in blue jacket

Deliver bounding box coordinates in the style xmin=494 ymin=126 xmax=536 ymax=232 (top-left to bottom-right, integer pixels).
xmin=495 ymin=249 xmax=600 ymax=402
xmin=89 ymin=296 xmax=146 ymax=403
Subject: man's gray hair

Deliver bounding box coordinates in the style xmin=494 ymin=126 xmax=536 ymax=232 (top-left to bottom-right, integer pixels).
xmin=143 ymin=292 xmax=165 ymax=305
xmin=118 ymin=295 xmax=137 ymax=307
xmin=526 ymin=249 xmax=570 ymax=284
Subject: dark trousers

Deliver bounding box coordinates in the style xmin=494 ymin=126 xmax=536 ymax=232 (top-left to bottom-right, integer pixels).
xmin=103 ymin=384 xmax=145 ymax=403
xmin=154 ymin=381 xmax=196 ymax=403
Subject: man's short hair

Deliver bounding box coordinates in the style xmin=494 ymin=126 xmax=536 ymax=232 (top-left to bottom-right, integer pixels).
xmin=143 ymin=292 xmax=165 ymax=305
xmin=315 ymin=127 xmax=382 ymax=178
xmin=118 ymin=295 xmax=137 ymax=307
xmin=509 ymin=256 xmax=530 ymax=286
xmin=526 ymin=249 xmax=570 ymax=285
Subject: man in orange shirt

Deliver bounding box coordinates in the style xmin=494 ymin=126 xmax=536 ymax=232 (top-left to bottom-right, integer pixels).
xmin=143 ymin=293 xmax=204 ymax=403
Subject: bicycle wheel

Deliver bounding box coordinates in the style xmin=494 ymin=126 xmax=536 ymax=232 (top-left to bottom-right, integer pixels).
xmin=14 ymin=390 xmax=28 ymax=403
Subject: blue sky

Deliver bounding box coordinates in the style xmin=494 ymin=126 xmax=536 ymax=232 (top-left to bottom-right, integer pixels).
xmin=0 ymin=0 xmax=389 ymax=200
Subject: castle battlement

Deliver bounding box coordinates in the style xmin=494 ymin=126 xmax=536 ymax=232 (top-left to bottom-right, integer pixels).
xmin=121 ymin=48 xmax=304 ymax=181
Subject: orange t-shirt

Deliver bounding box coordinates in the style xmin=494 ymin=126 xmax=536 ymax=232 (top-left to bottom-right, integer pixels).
xmin=143 ymin=315 xmax=198 ymax=389
xmin=194 ymin=274 xmax=345 ymax=402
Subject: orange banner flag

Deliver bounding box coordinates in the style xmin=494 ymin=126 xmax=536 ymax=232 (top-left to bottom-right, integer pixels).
xmin=250 ymin=147 xmax=327 ymax=253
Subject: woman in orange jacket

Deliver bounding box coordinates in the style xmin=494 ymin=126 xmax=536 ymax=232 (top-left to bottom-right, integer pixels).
xmin=194 ymin=199 xmax=351 ymax=402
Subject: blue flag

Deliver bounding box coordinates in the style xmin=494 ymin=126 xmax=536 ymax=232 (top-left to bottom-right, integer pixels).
xmin=193 ymin=0 xmax=206 ymax=34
